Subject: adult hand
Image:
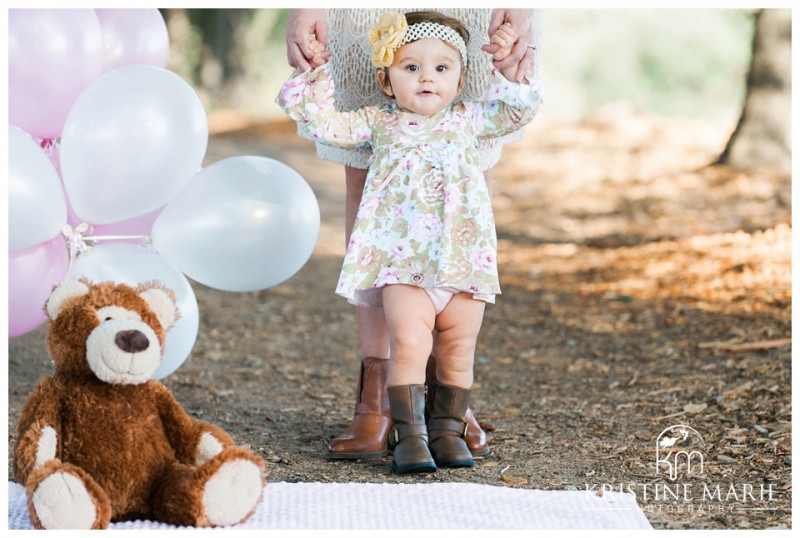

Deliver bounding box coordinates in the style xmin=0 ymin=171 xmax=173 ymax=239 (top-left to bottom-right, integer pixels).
xmin=481 ymin=9 xmax=536 ymax=82
xmin=286 ymin=9 xmax=331 ymax=71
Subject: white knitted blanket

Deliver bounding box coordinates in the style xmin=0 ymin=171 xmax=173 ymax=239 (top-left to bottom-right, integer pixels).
xmin=7 ymin=481 xmax=652 ymax=530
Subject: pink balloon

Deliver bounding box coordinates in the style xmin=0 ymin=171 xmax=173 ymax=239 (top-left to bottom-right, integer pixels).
xmin=66 ymin=197 xmax=85 ymax=228
xmin=9 ymin=236 xmax=70 ymax=338
xmin=95 ymin=9 xmax=169 ymax=72
xmin=90 ymin=206 xmax=163 ymax=240
xmin=9 ymin=9 xmax=104 ymax=139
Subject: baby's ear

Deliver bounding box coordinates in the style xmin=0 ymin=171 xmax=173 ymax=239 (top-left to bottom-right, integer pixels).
xmin=377 ymin=69 xmax=394 ymax=97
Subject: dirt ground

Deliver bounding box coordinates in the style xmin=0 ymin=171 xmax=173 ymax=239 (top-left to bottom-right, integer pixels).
xmin=7 ymin=107 xmax=792 ymax=530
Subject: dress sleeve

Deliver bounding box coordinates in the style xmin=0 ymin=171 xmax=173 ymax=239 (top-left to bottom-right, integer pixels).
xmin=468 ymin=68 xmax=543 ymax=140
xmin=276 ymin=65 xmax=376 ymax=150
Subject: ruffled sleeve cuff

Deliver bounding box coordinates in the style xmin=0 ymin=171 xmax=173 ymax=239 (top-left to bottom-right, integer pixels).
xmin=276 ymin=64 xmax=336 ymax=122
xmin=484 ymin=68 xmax=543 ymax=110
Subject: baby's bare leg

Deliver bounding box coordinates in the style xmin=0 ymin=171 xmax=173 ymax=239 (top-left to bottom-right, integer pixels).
xmin=382 ymin=284 xmax=436 ymax=386
xmin=428 ymin=293 xmax=484 ymax=468
xmin=431 ymin=293 xmax=486 ymax=389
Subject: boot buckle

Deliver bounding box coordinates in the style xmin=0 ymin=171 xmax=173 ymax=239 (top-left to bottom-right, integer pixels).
xmin=462 ymin=422 xmax=469 ymax=438
xmin=390 ymin=427 xmax=400 ymax=446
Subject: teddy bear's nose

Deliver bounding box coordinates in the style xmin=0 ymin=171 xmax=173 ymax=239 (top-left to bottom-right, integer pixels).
xmin=115 ymin=330 xmax=150 ymax=354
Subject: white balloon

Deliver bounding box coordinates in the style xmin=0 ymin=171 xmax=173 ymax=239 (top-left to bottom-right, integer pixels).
xmin=152 ymin=156 xmax=320 ymax=292
xmin=8 ymin=126 xmax=68 ymax=251
xmin=60 ymin=65 xmax=208 ymax=225
xmin=71 ymin=242 xmax=199 ymax=379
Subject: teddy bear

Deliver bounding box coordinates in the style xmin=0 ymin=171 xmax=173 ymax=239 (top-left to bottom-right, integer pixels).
xmin=14 ymin=278 xmax=265 ymax=529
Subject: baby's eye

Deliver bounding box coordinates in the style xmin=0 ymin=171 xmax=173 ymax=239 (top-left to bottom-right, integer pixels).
xmin=406 ymin=64 xmax=419 ymax=72
xmin=436 ymin=65 xmax=448 ymax=72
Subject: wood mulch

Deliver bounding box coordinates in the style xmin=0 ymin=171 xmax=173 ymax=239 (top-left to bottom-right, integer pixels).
xmin=8 ymin=107 xmax=791 ymax=529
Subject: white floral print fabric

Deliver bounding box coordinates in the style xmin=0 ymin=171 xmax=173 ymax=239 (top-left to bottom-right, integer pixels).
xmin=277 ymin=65 xmax=542 ymax=306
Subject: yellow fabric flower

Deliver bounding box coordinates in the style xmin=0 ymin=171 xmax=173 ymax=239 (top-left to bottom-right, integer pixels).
xmin=367 ymin=12 xmax=408 ymax=68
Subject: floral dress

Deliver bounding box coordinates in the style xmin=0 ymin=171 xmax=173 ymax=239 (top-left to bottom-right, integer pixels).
xmin=277 ymin=64 xmax=542 ymax=307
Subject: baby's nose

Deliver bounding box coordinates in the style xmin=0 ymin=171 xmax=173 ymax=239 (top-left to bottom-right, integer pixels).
xmin=419 ymin=69 xmax=434 ymax=81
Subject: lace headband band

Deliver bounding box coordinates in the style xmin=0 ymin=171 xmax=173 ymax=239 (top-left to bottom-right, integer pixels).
xmin=368 ymin=12 xmax=468 ymax=69
xmin=402 ymin=22 xmax=468 ymax=67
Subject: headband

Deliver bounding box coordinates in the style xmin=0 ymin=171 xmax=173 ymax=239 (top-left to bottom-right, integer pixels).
xmin=368 ymin=12 xmax=468 ymax=69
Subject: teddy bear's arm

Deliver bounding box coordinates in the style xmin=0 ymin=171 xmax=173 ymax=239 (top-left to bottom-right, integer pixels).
xmin=14 ymin=377 xmax=63 ymax=483
xmin=151 ymin=382 xmax=236 ymax=465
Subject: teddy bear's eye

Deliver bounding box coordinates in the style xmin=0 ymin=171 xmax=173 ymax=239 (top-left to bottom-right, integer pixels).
xmin=96 ymin=306 xmax=141 ymax=324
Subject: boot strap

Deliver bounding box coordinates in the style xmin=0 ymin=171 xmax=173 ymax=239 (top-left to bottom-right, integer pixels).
xmin=428 ymin=418 xmax=469 ymax=438
xmin=390 ymin=424 xmax=428 ymax=445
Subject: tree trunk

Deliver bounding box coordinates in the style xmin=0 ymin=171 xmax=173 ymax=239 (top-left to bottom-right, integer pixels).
xmin=718 ymin=9 xmax=791 ymax=173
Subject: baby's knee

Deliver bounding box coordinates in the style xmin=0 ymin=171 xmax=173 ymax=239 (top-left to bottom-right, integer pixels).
xmin=435 ymin=335 xmax=477 ymax=360
xmin=390 ymin=329 xmax=431 ymax=359
xmin=432 ymin=356 xmax=474 ymax=388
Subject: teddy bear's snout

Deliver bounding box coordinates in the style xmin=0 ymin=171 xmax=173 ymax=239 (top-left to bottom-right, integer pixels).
xmin=115 ymin=330 xmax=150 ymax=354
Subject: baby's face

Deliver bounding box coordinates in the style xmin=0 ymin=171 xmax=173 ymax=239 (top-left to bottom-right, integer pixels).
xmin=380 ymin=38 xmax=464 ymax=116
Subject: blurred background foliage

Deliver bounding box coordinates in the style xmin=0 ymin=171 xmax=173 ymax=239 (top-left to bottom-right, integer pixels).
xmin=162 ymin=9 xmax=755 ymax=122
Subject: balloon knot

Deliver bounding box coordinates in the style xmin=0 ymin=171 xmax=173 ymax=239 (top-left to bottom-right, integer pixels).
xmin=62 ymin=223 xmax=91 ymax=262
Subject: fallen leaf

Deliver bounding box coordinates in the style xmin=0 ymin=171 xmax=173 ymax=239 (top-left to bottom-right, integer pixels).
xmin=684 ymin=403 xmax=708 ymax=414
xmin=501 ymin=475 xmax=528 ymax=486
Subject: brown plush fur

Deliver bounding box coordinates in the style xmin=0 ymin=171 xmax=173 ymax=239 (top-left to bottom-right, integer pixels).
xmin=14 ymin=280 xmax=265 ymax=528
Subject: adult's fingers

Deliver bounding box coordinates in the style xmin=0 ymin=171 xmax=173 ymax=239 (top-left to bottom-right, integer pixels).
xmin=481 ymin=42 xmax=501 ymax=56
xmin=514 ymin=48 xmax=535 ymax=83
xmin=310 ymin=51 xmax=332 ymax=69
xmin=314 ymin=20 xmax=329 ymax=49
xmin=287 ymin=42 xmax=312 ymax=72
xmin=486 ymin=9 xmax=507 ymax=38
xmin=493 ymin=38 xmax=528 ymax=70
xmin=285 ymin=10 xmax=327 ymax=70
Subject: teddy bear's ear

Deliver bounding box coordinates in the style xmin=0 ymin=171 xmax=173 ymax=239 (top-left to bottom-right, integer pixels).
xmin=137 ymin=282 xmax=179 ymax=331
xmin=46 ymin=279 xmax=91 ymax=320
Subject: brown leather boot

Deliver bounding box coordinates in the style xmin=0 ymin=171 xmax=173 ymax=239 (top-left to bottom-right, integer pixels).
xmin=425 ymin=356 xmax=489 ymax=456
xmin=387 ymin=384 xmax=436 ymax=474
xmin=427 ymin=382 xmax=474 ymax=468
xmin=327 ymin=357 xmax=392 ymax=459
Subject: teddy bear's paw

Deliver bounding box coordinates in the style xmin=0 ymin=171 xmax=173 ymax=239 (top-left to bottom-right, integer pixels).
xmin=202 ymin=458 xmax=263 ymax=526
xmin=31 ymin=471 xmax=100 ymax=529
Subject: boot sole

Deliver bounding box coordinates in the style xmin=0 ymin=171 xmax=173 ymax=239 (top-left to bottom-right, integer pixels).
xmin=391 ymin=461 xmax=437 ymax=474
xmin=470 ymin=447 xmax=490 ymax=457
xmin=436 ymin=459 xmax=475 ymax=468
